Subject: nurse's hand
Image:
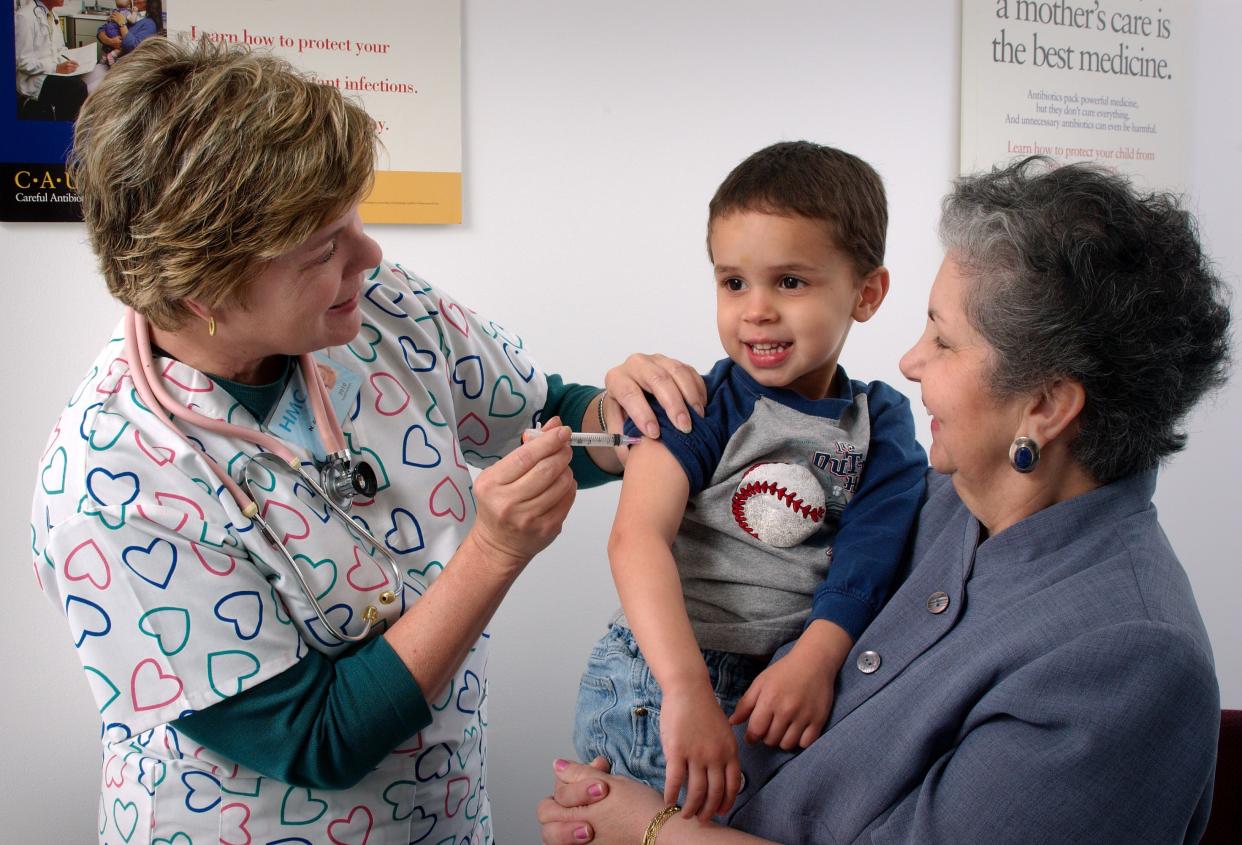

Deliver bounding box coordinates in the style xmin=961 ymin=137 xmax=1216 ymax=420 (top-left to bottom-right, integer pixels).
xmin=385 ymin=417 xmax=573 ymax=698
xmin=604 ymin=354 xmax=706 ymax=440
xmin=469 ymin=416 xmax=575 ymax=573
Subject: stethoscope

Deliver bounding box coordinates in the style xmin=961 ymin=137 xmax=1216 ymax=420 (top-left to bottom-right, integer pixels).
xmin=123 ymin=308 xmax=402 ymax=644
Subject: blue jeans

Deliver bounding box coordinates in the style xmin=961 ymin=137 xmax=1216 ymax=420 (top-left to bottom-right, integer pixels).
xmin=571 ymin=623 xmax=767 ymax=795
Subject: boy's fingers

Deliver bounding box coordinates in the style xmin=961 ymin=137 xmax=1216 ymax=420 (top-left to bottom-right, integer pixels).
xmin=723 ymin=762 xmax=743 ymax=814
xmin=664 ymin=756 xmax=687 ymax=806
xmin=681 ymin=764 xmax=706 ymax=818
xmin=764 ymin=714 xmax=791 ymax=747
xmin=778 ymin=723 xmax=803 ymax=751
xmin=702 ymin=766 xmax=725 ymax=821
xmin=744 ymin=703 xmax=773 ymax=744
xmin=729 ymin=687 xmax=757 ymax=726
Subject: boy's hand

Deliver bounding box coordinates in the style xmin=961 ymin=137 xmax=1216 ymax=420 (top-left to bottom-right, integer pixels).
xmin=660 ymin=684 xmax=742 ymax=821
xmin=730 ymin=620 xmax=853 ymax=749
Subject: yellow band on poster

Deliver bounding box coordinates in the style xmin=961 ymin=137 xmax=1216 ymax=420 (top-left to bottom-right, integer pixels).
xmin=360 ymin=171 xmax=462 ymax=225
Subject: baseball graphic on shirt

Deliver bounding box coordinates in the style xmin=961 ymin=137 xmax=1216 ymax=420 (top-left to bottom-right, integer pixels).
xmin=731 ymin=462 xmax=827 ymax=547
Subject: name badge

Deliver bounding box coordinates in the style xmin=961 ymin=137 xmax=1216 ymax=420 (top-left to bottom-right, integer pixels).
xmin=266 ymin=353 xmax=363 ymax=462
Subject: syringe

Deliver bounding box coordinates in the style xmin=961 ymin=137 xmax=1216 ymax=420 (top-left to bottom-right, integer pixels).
xmin=522 ymin=429 xmax=643 ymax=448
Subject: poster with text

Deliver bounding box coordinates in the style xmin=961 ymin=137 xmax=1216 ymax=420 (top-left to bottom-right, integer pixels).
xmin=173 ymin=0 xmax=461 ymax=224
xmin=961 ymin=0 xmax=1192 ymax=190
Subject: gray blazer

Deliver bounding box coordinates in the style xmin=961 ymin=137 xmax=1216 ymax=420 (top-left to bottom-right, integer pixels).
xmin=729 ymin=470 xmax=1219 ymax=844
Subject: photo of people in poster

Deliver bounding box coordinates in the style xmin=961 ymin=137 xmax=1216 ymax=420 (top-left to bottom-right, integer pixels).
xmin=4 ymin=1 xmax=166 ymax=220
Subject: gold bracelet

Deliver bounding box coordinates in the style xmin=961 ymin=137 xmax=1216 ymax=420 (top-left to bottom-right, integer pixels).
xmin=642 ymin=804 xmax=681 ymax=845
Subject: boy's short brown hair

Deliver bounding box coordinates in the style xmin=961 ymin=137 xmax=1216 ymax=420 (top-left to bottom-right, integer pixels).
xmin=707 ymin=141 xmax=887 ymax=277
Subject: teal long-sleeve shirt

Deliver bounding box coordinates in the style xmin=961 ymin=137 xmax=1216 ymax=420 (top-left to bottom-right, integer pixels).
xmin=175 ymin=370 xmax=608 ymax=788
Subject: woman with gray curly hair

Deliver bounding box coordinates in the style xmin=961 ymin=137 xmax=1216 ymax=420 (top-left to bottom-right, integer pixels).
xmin=29 ymin=37 xmax=706 ymax=843
xmin=540 ymin=156 xmax=1231 ymax=845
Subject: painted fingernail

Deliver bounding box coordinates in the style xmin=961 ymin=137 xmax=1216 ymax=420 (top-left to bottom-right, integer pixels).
xmin=645 ymin=423 xmax=659 ymax=439
xmin=574 ymin=825 xmax=590 ymax=842
xmin=676 ymin=414 xmax=691 ymax=433
xmin=554 ymin=758 xmax=569 ymax=771
xmin=588 ymin=783 xmax=604 ymax=798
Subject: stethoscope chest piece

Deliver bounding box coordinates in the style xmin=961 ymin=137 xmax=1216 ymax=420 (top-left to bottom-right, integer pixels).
xmin=319 ymin=450 xmax=378 ymax=510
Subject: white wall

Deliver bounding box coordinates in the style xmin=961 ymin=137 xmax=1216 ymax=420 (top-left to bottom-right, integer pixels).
xmin=2 ymin=2 xmax=1237 ymax=842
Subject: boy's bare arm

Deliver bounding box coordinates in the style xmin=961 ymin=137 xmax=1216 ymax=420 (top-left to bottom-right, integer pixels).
xmin=608 ymin=441 xmax=741 ymax=820
xmin=609 ymin=442 xmax=699 ymax=687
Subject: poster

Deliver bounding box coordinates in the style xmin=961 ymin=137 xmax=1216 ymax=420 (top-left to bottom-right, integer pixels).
xmin=1 ymin=0 xmax=141 ymax=222
xmin=172 ymin=0 xmax=461 ymax=224
xmin=2 ymin=0 xmax=460 ymax=224
xmin=960 ymin=0 xmax=1192 ymax=189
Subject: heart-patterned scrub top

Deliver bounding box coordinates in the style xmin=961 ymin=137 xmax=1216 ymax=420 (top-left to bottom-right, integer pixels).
xmin=30 ymin=261 xmax=552 ymax=845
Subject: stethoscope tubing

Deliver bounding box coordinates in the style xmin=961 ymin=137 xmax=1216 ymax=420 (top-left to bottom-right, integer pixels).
xmin=122 ymin=308 xmax=402 ymax=644
xmin=243 ymin=454 xmax=401 ymax=642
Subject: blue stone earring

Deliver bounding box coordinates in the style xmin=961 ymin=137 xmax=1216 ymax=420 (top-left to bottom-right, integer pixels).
xmin=1009 ymin=436 xmax=1040 ymax=473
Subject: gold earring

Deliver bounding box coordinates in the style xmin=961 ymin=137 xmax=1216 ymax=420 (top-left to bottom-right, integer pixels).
xmin=207 ymin=316 xmax=216 ymax=337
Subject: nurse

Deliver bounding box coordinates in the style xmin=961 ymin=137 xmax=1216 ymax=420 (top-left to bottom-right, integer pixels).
xmin=30 ymin=38 xmax=702 ymax=844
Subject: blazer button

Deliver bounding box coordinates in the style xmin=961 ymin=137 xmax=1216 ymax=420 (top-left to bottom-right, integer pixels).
xmin=856 ymin=650 xmax=881 ymax=674
xmin=926 ymin=591 xmax=950 ymax=614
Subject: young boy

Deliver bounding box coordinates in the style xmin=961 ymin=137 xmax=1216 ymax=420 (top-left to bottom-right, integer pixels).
xmin=572 ymin=141 xmax=927 ymax=821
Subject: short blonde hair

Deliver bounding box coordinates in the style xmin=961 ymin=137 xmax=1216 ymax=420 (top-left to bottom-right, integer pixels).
xmin=70 ymin=37 xmax=377 ymax=329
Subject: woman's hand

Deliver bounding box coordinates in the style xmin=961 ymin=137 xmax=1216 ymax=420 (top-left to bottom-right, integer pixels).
xmin=55 ymin=60 xmax=79 ymax=74
xmin=661 ymin=685 xmax=742 ymax=821
xmin=467 ymin=417 xmax=575 ymax=574
xmin=538 ymin=757 xmax=664 ymax=845
xmin=604 ymin=354 xmax=706 ymax=440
